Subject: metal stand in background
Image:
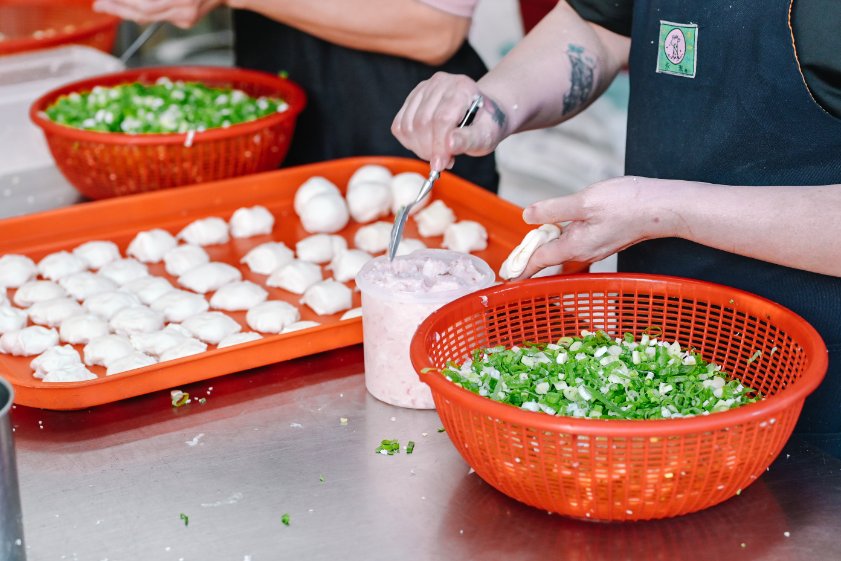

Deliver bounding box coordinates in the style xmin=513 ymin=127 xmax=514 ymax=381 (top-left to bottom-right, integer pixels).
xmin=0 ymin=377 xmax=25 ymax=561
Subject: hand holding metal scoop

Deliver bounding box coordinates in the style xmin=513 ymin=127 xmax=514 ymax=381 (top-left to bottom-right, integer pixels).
xmin=387 ymin=95 xmax=485 ymax=261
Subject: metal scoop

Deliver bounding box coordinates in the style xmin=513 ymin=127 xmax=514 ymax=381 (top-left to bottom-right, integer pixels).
xmin=387 ymin=95 xmax=484 ymax=261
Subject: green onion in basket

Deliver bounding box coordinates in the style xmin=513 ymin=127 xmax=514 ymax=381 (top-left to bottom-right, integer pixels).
xmin=441 ymin=331 xmax=761 ymax=420
xmin=44 ymin=77 xmax=288 ymax=134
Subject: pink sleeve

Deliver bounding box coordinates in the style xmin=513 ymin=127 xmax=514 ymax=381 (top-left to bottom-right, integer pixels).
xmin=417 ymin=0 xmax=479 ymax=18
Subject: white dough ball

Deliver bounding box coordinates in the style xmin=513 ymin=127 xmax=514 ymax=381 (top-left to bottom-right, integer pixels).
xmin=267 ymin=260 xmax=323 ymax=295
xmin=0 ymin=326 xmax=59 ymax=356
xmin=31 ymin=344 xmax=82 ymax=379
xmin=347 ymin=181 xmax=392 ymax=224
xmin=240 ymin=242 xmax=294 ymax=275
xmin=329 ymin=249 xmax=373 ymax=283
xmin=0 ymin=306 xmax=28 ymax=334
xmin=390 ymin=172 xmax=430 ymax=215
xmin=340 ymin=307 xmax=363 ymax=320
xmin=177 ymin=217 xmax=230 ymax=246
xmin=106 ymin=351 xmax=157 ymax=375
xmin=295 ymin=234 xmax=346 ymax=265
xmin=28 ymin=297 xmax=83 ymax=327
xmin=300 ymin=193 xmax=350 ymax=234
xmin=60 ymin=314 xmax=109 ymax=345
xmin=210 ymin=281 xmax=268 ymax=311
xmin=217 ymin=332 xmax=263 ymax=348
xmin=149 ymin=289 xmax=209 ymax=322
xmin=73 ymin=241 xmax=121 ymax=270
xmin=13 ymin=280 xmax=67 ymax=307
xmin=130 ymin=324 xmax=193 ymax=357
xmin=83 ymin=290 xmax=141 ymax=320
xmin=348 ymin=164 xmax=393 ymax=190
xmin=158 ymin=338 xmax=208 ymax=362
xmin=442 ymin=221 xmax=488 ymax=253
xmin=229 ymin=205 xmax=275 ymax=238
xmin=281 ymin=320 xmax=321 ymax=333
xmin=37 ymin=251 xmax=87 ymax=281
xmin=294 ymin=176 xmax=342 ymax=216
xmin=84 ymin=334 xmax=135 ymax=367
xmin=42 ymin=362 xmax=97 ymax=383
xmin=0 ymin=254 xmax=37 ymax=288
xmin=59 ymin=272 xmax=118 ymax=301
xmin=122 ymin=276 xmax=174 ymax=306
xmin=245 ymin=300 xmax=300 ymax=333
xmin=127 ymin=229 xmax=178 ymax=264
xmin=163 ymin=244 xmax=210 ymax=277
xmin=395 ymin=238 xmax=427 ymax=256
xmin=414 ymin=200 xmax=456 ymax=238
xmin=353 ymin=222 xmax=393 ymax=254
xmin=499 ymin=224 xmax=562 ymax=280
xmin=109 ymin=306 xmax=165 ymax=336
xmin=178 ymin=262 xmax=242 ymax=294
xmin=301 ymin=280 xmax=353 ymax=316
xmin=99 ymin=258 xmax=149 ymax=286
xmin=181 ymin=311 xmax=242 ymax=345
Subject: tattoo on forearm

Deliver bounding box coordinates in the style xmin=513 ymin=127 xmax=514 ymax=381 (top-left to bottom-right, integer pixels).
xmin=485 ymin=98 xmax=507 ymax=129
xmin=562 ymin=45 xmax=596 ymax=115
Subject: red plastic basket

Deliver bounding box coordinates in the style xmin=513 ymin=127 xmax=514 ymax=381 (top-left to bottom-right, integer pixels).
xmin=29 ymin=66 xmax=307 ymax=199
xmin=0 ymin=0 xmax=119 ymax=56
xmin=410 ymin=273 xmax=828 ymax=521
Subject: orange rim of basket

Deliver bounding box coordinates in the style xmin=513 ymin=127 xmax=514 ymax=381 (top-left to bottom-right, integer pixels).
xmin=0 ymin=12 xmax=119 ymax=56
xmin=410 ymin=273 xmax=829 ymax=437
xmin=28 ymin=66 xmax=308 ymax=145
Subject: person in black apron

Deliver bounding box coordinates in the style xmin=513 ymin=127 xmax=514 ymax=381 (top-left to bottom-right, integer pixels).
xmin=92 ymin=0 xmax=499 ymax=192
xmin=392 ymin=1 xmax=841 ymax=456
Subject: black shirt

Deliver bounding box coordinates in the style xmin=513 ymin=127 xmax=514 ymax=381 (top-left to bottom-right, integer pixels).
xmin=567 ymin=0 xmax=841 ymax=118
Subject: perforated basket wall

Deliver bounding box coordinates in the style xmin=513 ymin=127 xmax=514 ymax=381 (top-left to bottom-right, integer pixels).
xmin=30 ymin=67 xmax=306 ymax=199
xmin=410 ymin=274 xmax=827 ymax=521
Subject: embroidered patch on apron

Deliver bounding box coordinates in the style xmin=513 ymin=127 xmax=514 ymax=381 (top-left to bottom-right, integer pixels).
xmin=656 ymin=21 xmax=698 ymax=78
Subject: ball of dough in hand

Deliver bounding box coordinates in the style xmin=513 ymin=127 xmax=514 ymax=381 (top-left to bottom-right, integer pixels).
xmin=499 ymin=224 xmax=561 ymax=280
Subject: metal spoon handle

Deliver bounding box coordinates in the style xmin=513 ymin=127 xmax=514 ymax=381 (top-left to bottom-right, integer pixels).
xmin=120 ymin=22 xmax=164 ymax=64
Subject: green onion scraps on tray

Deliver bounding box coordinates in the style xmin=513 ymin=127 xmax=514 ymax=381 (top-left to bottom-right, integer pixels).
xmin=44 ymin=77 xmax=288 ymax=134
xmin=440 ymin=330 xmax=761 ymax=420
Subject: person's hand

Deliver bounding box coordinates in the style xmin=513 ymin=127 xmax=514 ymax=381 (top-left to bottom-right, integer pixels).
xmin=391 ymin=72 xmax=510 ymax=172
xmin=515 ymin=176 xmax=683 ymax=279
xmin=93 ymin=0 xmax=224 ymax=29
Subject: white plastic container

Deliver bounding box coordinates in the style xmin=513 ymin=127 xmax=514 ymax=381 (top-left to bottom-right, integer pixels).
xmin=0 ymin=45 xmax=123 ymax=174
xmin=356 ymin=249 xmax=495 ymax=409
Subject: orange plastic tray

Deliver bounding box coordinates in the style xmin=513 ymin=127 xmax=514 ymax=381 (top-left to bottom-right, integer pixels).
xmin=0 ymin=156 xmax=585 ymax=410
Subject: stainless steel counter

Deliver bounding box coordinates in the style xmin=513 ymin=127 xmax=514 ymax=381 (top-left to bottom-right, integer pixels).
xmin=9 ymin=346 xmax=841 ymax=561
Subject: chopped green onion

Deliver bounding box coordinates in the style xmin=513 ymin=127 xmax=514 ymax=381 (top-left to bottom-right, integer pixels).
xmin=171 ymin=390 xmax=190 ymax=408
xmin=406 ymin=441 xmax=416 ymax=454
xmin=281 ymin=513 xmax=290 ymax=527
xmin=375 ymin=439 xmax=401 ymax=455
xmin=198 ymin=397 xmax=207 ymax=405
xmin=440 ymin=331 xmax=760 ymax=420
xmin=180 ymin=513 xmax=189 ymax=527
xmin=319 ymin=475 xmax=325 ymax=483
xmin=437 ymin=427 xmax=446 ymax=433
xmin=339 ymin=417 xmax=348 ymax=426
xmin=746 ymin=350 xmax=762 ymax=364
xmin=45 ymin=78 xmax=288 ymax=134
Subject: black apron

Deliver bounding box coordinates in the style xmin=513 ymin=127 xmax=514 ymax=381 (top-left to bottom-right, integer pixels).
xmin=620 ymin=0 xmax=841 ymax=449
xmin=232 ymin=10 xmax=500 ymax=193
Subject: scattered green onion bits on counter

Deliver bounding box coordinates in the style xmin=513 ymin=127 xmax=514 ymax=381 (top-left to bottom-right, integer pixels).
xmin=376 ymin=439 xmax=401 ymax=455
xmin=440 ymin=330 xmax=761 ymax=420
xmin=180 ymin=513 xmax=189 ymax=527
xmin=44 ymin=77 xmax=288 ymax=134
xmin=281 ymin=513 xmax=290 ymax=527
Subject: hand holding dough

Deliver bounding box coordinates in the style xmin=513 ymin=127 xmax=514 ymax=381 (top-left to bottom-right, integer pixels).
xmin=499 ymin=224 xmax=562 ymax=280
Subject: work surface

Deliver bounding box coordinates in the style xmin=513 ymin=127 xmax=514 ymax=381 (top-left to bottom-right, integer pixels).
xmin=9 ymin=345 xmax=841 ymax=561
